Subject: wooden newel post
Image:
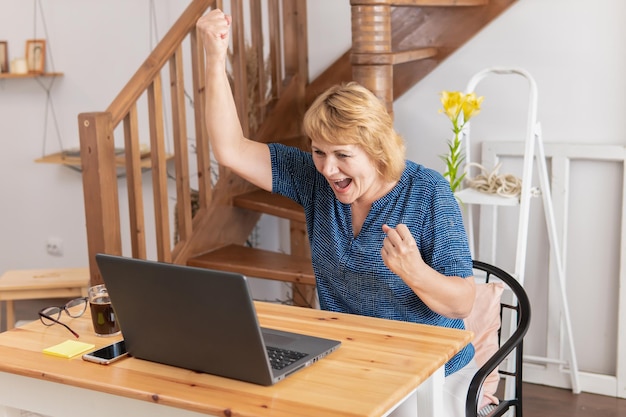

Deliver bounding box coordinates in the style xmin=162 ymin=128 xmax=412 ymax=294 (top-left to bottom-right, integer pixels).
xmin=78 ymin=111 xmax=123 ymax=287
xmin=350 ymin=1 xmax=394 ymax=116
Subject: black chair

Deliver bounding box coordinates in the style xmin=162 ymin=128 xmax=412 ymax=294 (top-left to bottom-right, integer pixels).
xmin=466 ymin=260 xmax=532 ymax=417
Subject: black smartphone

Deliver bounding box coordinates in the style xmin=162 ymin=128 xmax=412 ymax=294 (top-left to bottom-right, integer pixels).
xmin=82 ymin=340 xmax=128 ymax=365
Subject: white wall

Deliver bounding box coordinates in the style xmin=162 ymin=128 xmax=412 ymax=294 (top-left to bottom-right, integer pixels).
xmin=1 ymin=0 xmax=624 ymax=396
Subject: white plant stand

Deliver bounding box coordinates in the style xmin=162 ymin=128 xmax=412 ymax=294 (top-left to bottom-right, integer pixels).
xmin=455 ymin=67 xmax=581 ymax=394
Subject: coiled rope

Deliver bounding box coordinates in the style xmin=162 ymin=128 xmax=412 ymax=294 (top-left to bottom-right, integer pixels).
xmin=463 ymin=162 xmax=523 ymax=198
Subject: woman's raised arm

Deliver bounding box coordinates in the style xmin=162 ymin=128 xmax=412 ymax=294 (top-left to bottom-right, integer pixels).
xmin=196 ymin=9 xmax=272 ymax=191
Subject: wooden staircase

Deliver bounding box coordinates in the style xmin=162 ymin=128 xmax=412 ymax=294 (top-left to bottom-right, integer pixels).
xmin=78 ymin=0 xmax=516 ymax=307
xmin=188 ymin=191 xmax=317 ymax=307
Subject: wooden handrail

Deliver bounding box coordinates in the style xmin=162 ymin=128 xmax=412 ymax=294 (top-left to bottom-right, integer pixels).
xmin=106 ymin=0 xmax=214 ymax=126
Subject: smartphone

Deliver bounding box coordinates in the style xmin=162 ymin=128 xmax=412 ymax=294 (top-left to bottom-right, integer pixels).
xmin=82 ymin=340 xmax=128 ymax=365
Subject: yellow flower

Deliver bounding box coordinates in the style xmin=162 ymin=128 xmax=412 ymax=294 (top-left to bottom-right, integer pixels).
xmin=439 ymin=90 xmax=484 ymax=192
xmin=439 ymin=91 xmax=464 ymax=122
xmin=462 ymin=93 xmax=484 ymax=122
xmin=439 ymin=91 xmax=484 ymax=131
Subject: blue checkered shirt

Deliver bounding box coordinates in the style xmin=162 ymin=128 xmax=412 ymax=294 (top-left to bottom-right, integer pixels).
xmin=269 ymin=143 xmax=475 ymax=375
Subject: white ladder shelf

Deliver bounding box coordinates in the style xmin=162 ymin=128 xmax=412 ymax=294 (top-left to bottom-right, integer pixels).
xmin=455 ymin=67 xmax=581 ymax=394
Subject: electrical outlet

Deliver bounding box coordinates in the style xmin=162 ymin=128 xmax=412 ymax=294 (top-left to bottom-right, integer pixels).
xmin=46 ymin=237 xmax=64 ymax=257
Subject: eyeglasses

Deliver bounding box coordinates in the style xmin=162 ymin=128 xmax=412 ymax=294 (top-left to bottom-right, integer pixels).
xmin=38 ymin=297 xmax=89 ymax=338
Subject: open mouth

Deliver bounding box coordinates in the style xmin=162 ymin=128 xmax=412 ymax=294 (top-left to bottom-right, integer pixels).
xmin=332 ymin=178 xmax=352 ymax=191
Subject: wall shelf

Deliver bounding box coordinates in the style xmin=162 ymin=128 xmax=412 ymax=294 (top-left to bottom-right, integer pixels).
xmin=0 ymin=72 xmax=63 ymax=79
xmin=35 ymin=150 xmax=173 ymax=174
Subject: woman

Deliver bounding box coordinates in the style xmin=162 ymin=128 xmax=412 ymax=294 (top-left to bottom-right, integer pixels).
xmin=197 ymin=9 xmax=477 ymax=416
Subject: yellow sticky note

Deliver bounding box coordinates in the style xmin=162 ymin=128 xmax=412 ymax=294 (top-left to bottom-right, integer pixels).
xmin=43 ymin=340 xmax=95 ymax=359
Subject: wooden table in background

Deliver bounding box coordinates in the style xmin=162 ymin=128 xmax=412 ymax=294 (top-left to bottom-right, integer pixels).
xmin=0 ymin=301 xmax=472 ymax=417
xmin=0 ymin=267 xmax=89 ymax=330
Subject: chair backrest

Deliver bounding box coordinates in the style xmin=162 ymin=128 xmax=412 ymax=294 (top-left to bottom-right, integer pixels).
xmin=466 ymin=260 xmax=531 ymax=417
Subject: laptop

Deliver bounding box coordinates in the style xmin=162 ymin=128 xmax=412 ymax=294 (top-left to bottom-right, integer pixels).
xmin=94 ymin=253 xmax=341 ymax=385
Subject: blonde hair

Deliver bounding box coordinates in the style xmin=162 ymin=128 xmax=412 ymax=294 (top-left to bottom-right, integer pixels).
xmin=303 ymin=82 xmax=406 ymax=182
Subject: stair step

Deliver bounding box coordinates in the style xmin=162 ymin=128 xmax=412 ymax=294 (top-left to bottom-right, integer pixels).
xmin=351 ymin=47 xmax=438 ymax=66
xmin=188 ymin=244 xmax=315 ymax=286
xmin=234 ymin=190 xmax=305 ymax=222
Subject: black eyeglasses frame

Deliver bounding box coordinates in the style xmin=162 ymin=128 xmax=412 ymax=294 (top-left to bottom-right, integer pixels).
xmin=38 ymin=297 xmax=89 ymax=338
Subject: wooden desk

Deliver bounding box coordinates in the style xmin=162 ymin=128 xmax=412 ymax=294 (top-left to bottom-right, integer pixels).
xmin=0 ymin=267 xmax=89 ymax=330
xmin=0 ymin=301 xmax=472 ymax=417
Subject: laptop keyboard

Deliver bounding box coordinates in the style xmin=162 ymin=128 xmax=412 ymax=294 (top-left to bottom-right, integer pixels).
xmin=266 ymin=346 xmax=307 ymax=370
